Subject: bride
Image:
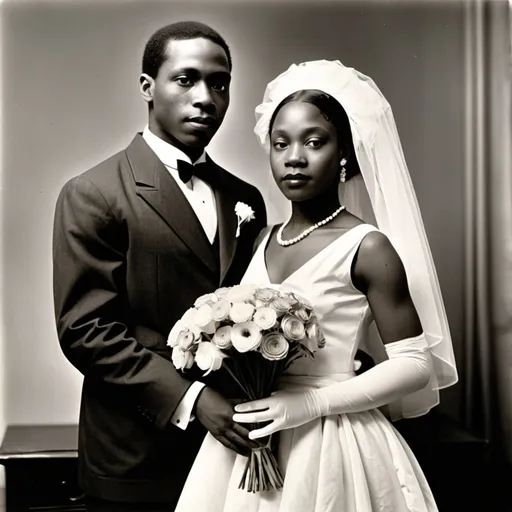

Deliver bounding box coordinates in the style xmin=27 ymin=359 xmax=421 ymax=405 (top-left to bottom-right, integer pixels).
xmin=175 ymin=60 xmax=458 ymax=512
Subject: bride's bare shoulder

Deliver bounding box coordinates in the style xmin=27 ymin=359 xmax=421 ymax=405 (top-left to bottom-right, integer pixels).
xmin=353 ymin=230 xmax=407 ymax=289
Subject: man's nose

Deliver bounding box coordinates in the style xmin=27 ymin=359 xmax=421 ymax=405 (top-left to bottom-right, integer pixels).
xmin=192 ymin=81 xmax=215 ymax=111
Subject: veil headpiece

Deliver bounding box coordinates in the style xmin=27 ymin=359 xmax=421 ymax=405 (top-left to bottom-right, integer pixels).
xmin=254 ymin=60 xmax=458 ymax=419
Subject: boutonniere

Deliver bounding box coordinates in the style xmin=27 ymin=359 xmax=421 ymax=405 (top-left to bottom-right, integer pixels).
xmin=234 ymin=202 xmax=255 ymax=237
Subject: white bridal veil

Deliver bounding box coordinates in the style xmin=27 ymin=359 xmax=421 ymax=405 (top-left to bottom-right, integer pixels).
xmin=253 ymin=60 xmax=458 ymax=420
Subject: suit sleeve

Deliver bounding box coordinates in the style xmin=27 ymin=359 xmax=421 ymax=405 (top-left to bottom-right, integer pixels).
xmin=52 ymin=176 xmax=191 ymax=430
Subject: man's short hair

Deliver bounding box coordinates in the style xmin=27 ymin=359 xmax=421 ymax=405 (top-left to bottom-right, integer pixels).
xmin=142 ymin=21 xmax=232 ymax=78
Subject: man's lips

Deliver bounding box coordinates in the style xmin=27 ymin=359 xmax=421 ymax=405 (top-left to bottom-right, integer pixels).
xmin=186 ymin=116 xmax=216 ymax=127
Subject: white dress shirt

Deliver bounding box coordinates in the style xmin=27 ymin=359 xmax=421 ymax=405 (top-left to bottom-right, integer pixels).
xmin=142 ymin=126 xmax=215 ymax=430
xmin=142 ymin=126 xmax=217 ymax=243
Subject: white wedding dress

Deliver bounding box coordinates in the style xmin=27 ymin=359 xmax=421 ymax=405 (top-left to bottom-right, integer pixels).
xmin=175 ymin=224 xmax=438 ymax=512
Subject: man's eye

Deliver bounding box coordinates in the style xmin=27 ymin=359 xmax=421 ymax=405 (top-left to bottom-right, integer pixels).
xmin=211 ymin=82 xmax=228 ymax=92
xmin=176 ymin=76 xmax=193 ymax=86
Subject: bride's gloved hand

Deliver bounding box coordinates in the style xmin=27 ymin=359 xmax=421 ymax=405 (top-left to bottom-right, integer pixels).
xmin=233 ymin=389 xmax=323 ymax=439
xmin=234 ymin=333 xmax=432 ymax=440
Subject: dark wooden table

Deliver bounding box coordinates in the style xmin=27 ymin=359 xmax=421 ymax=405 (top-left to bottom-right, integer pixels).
xmin=0 ymin=425 xmax=84 ymax=511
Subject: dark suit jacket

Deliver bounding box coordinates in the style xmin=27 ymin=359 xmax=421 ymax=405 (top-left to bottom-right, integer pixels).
xmin=52 ymin=134 xmax=267 ymax=504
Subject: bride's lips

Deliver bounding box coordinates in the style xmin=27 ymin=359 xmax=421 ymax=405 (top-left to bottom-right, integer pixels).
xmin=283 ymin=173 xmax=311 ymax=187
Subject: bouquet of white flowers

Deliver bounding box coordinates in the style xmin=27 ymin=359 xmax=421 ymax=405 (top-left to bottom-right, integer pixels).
xmin=168 ymin=284 xmax=325 ymax=493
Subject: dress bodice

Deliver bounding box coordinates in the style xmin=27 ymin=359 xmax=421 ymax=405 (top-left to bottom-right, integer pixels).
xmin=241 ymin=224 xmax=379 ymax=377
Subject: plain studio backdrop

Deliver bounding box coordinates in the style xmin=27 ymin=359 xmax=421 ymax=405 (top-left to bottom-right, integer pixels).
xmin=0 ymin=0 xmax=470 ymax=481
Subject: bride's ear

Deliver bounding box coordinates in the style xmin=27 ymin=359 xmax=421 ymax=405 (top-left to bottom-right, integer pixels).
xmin=340 ymin=143 xmax=352 ymax=162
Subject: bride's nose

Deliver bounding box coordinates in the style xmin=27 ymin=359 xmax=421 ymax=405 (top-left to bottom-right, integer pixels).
xmin=285 ymin=145 xmax=307 ymax=168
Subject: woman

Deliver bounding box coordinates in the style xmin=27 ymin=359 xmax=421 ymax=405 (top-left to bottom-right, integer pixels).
xmin=175 ymin=60 xmax=458 ymax=512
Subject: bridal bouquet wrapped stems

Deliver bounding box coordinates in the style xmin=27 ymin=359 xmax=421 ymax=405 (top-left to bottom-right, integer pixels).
xmin=168 ymin=284 xmax=325 ymax=493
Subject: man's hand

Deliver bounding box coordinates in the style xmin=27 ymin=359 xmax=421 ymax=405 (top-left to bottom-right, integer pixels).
xmin=194 ymin=387 xmax=258 ymax=456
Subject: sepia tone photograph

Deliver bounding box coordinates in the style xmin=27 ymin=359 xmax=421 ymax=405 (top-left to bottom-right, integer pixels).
xmin=0 ymin=0 xmax=511 ymax=510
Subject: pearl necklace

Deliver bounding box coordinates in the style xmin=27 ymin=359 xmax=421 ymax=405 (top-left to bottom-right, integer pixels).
xmin=277 ymin=205 xmax=346 ymax=247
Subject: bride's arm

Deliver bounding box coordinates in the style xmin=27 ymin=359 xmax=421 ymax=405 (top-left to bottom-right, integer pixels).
xmin=233 ymin=232 xmax=433 ymax=439
xmin=353 ymin=230 xmax=423 ymax=343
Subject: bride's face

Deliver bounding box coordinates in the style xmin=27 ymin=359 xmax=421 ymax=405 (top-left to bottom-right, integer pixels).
xmin=269 ymin=101 xmax=341 ymax=202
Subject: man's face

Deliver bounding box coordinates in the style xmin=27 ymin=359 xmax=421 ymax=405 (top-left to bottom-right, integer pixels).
xmin=140 ymin=38 xmax=231 ymax=154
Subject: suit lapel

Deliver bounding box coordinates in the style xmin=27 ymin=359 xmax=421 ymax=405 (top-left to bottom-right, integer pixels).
xmin=209 ymin=158 xmax=238 ymax=284
xmin=126 ymin=134 xmax=217 ymax=274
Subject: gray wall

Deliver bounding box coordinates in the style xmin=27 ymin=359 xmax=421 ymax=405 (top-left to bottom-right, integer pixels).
xmin=1 ymin=0 xmax=465 ymax=430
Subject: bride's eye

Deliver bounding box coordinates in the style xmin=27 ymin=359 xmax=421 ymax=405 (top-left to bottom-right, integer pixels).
xmin=273 ymin=141 xmax=288 ymax=150
xmin=306 ymin=139 xmax=324 ymax=148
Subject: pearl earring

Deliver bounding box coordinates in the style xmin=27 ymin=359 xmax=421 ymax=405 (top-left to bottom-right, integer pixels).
xmin=340 ymin=158 xmax=347 ymax=183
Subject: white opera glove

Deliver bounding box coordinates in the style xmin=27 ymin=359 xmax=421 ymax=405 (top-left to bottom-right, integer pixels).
xmin=233 ymin=333 xmax=432 ymax=440
xmin=233 ymin=388 xmax=323 ymax=439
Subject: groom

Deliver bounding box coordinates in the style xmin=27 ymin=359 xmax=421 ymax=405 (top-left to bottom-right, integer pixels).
xmin=52 ymin=21 xmax=266 ymax=511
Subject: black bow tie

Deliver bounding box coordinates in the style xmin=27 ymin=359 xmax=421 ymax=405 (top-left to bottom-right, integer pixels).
xmin=177 ymin=159 xmax=213 ymax=185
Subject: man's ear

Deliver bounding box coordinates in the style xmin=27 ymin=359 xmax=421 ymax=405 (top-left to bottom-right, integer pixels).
xmin=139 ymin=73 xmax=155 ymax=104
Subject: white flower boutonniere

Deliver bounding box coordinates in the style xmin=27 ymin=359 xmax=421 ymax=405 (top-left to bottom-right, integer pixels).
xmin=234 ymin=202 xmax=255 ymax=237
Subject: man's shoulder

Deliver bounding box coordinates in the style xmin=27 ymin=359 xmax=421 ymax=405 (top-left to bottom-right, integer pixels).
xmin=80 ymin=147 xmax=128 ymax=182
xmin=56 ymin=144 xmax=134 ymax=213
xmin=63 ymin=141 xmax=134 ymax=195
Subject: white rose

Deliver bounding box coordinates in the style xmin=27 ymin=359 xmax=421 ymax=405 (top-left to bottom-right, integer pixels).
xmin=181 ymin=307 xmax=198 ymax=328
xmin=281 ymin=314 xmax=306 ymax=341
xmin=229 ymin=302 xmax=255 ymax=323
xmin=215 ymin=287 xmax=230 ymax=300
xmin=306 ymin=320 xmax=318 ymax=340
xmin=234 ymin=202 xmax=255 ymax=237
xmin=261 ymin=333 xmax=289 ymax=361
xmin=167 ymin=320 xmax=186 ymax=348
xmin=172 ymin=348 xmax=194 ymax=371
xmin=255 ymin=287 xmax=279 ymax=302
xmin=177 ymin=329 xmax=196 ymax=351
xmin=195 ymin=342 xmax=226 ymax=376
xmin=234 ymin=201 xmax=255 ymax=222
xmin=253 ymin=307 xmax=277 ymax=330
xmin=270 ymin=296 xmax=294 ymax=316
xmin=283 ymin=293 xmax=299 ymax=308
xmin=301 ymin=335 xmax=318 ymax=354
xmin=194 ymin=304 xmax=216 ymax=334
xmin=306 ymin=320 xmax=326 ymax=349
xmin=226 ymin=284 xmax=257 ymax=303
xmin=211 ymin=300 xmax=231 ymax=322
xmin=292 ymin=307 xmax=311 ymax=323
xmin=290 ymin=292 xmax=314 ymax=310
xmin=231 ymin=321 xmax=262 ymax=353
xmin=189 ymin=324 xmax=203 ymax=340
xmin=213 ymin=325 xmax=233 ymax=349
xmin=194 ymin=293 xmax=218 ymax=308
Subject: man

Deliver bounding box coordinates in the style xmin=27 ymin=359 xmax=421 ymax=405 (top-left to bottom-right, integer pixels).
xmin=52 ymin=21 xmax=266 ymax=511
